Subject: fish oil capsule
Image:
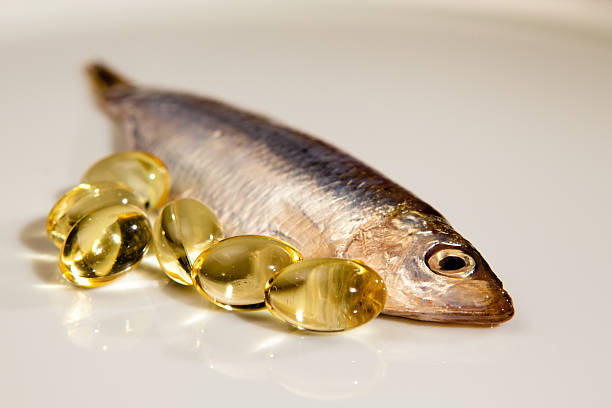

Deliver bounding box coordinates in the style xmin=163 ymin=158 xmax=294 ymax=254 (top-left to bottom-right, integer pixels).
xmin=59 ymin=204 xmax=152 ymax=287
xmin=46 ymin=182 xmax=145 ymax=248
xmin=265 ymin=258 xmax=387 ymax=332
xmin=81 ymin=151 xmax=171 ymax=209
xmin=192 ymin=235 xmax=303 ymax=310
xmin=153 ymin=198 xmax=224 ymax=285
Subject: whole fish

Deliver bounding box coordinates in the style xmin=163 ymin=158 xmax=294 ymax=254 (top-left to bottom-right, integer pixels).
xmin=87 ymin=63 xmax=514 ymax=324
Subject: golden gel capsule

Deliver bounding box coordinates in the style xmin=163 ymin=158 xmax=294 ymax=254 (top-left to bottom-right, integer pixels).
xmin=81 ymin=151 xmax=171 ymax=209
xmin=153 ymin=198 xmax=224 ymax=285
xmin=265 ymin=259 xmax=387 ymax=332
xmin=192 ymin=235 xmax=303 ymax=310
xmin=59 ymin=204 xmax=152 ymax=287
xmin=47 ymin=182 xmax=145 ymax=248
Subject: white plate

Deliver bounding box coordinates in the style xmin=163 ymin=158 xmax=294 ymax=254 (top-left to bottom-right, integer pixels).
xmin=2 ymin=1 xmax=611 ymax=407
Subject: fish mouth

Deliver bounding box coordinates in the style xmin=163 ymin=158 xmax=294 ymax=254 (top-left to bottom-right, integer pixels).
xmin=384 ymin=287 xmax=515 ymax=325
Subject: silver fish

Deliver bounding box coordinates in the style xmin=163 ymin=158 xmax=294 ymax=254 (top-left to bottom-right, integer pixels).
xmin=88 ymin=63 xmax=514 ymax=325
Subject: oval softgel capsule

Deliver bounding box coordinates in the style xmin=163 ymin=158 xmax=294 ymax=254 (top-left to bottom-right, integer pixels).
xmin=47 ymin=181 xmax=145 ymax=247
xmin=82 ymin=151 xmax=171 ymax=209
xmin=265 ymin=258 xmax=387 ymax=332
xmin=192 ymin=235 xmax=303 ymax=310
xmin=59 ymin=204 xmax=152 ymax=287
xmin=153 ymin=198 xmax=224 ymax=285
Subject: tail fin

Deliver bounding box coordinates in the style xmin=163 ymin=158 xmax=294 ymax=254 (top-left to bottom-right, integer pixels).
xmin=86 ymin=62 xmax=133 ymax=99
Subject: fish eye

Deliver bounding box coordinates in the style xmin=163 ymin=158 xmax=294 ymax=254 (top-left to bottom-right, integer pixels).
xmin=426 ymin=246 xmax=475 ymax=278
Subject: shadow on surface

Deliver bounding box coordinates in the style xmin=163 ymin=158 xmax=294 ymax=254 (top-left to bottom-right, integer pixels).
xmin=19 ymin=216 xmax=66 ymax=287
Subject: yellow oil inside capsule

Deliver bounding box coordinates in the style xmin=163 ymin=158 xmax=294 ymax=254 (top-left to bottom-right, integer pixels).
xmin=153 ymin=198 xmax=224 ymax=285
xmin=265 ymin=258 xmax=387 ymax=332
xmin=47 ymin=182 xmax=145 ymax=248
xmin=192 ymin=235 xmax=303 ymax=310
xmin=81 ymin=151 xmax=171 ymax=209
xmin=59 ymin=204 xmax=152 ymax=287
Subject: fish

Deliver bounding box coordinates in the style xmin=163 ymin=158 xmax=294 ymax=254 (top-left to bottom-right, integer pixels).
xmin=87 ymin=63 xmax=514 ymax=325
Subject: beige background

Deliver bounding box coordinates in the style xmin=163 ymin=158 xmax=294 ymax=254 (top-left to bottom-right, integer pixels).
xmin=2 ymin=1 xmax=611 ymax=407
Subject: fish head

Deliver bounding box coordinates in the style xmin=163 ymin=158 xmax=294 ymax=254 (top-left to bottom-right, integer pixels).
xmin=344 ymin=212 xmax=514 ymax=324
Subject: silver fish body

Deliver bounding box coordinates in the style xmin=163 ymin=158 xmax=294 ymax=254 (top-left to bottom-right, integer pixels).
xmin=89 ymin=64 xmax=514 ymax=324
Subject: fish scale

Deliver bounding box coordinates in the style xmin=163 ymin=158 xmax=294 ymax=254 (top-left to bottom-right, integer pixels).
xmin=126 ymin=92 xmax=372 ymax=252
xmin=90 ymin=63 xmax=514 ymax=324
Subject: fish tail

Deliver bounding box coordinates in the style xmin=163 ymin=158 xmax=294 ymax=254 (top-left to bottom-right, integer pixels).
xmin=85 ymin=62 xmax=133 ymax=100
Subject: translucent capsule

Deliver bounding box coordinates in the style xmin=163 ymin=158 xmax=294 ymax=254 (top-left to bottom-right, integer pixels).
xmin=59 ymin=204 xmax=152 ymax=287
xmin=265 ymin=258 xmax=387 ymax=332
xmin=192 ymin=235 xmax=303 ymax=310
xmin=153 ymin=198 xmax=224 ymax=285
xmin=47 ymin=182 xmax=145 ymax=248
xmin=81 ymin=151 xmax=171 ymax=209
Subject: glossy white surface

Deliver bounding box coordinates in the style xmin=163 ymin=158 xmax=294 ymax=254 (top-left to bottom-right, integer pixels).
xmin=2 ymin=1 xmax=611 ymax=406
